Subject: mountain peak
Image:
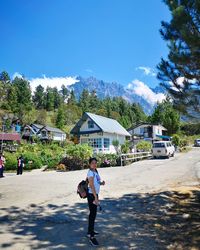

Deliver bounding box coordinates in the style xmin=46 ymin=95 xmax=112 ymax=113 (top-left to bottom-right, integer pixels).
xmin=68 ymin=76 xmax=165 ymax=114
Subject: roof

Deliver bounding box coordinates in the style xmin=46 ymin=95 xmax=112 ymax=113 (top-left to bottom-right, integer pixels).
xmin=70 ymin=112 xmax=131 ymax=136
xmin=0 ymin=133 xmax=21 ymax=142
xmin=32 ymin=124 xmax=65 ymax=134
xmin=156 ymin=134 xmax=171 ymax=139
xmin=128 ymin=123 xmax=167 ymax=131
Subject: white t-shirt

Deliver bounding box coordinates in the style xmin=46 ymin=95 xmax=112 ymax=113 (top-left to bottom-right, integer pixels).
xmin=87 ymin=169 xmax=101 ymax=195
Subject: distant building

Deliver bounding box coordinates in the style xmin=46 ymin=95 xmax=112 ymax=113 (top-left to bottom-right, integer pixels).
xmin=22 ymin=124 xmax=66 ymax=142
xmin=70 ymin=112 xmax=131 ymax=154
xmin=0 ymin=133 xmax=21 ymax=152
xmin=0 ymin=133 xmax=21 ymax=143
xmin=128 ymin=123 xmax=170 ymax=144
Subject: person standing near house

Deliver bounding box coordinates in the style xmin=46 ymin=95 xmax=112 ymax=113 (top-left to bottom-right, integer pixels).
xmin=0 ymin=153 xmax=5 ymax=178
xmin=17 ymin=156 xmax=24 ymax=175
xmin=87 ymin=157 xmax=105 ymax=247
xmin=17 ymin=156 xmax=21 ymax=175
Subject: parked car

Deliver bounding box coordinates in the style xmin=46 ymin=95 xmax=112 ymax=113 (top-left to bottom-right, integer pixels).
xmin=194 ymin=139 xmax=200 ymax=147
xmin=152 ymin=141 xmax=175 ymax=159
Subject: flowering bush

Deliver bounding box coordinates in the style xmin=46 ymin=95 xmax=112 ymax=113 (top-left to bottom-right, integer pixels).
xmin=96 ymin=153 xmax=119 ymax=167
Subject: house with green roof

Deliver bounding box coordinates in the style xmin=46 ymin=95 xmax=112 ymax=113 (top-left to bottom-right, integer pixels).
xmin=70 ymin=112 xmax=131 ymax=153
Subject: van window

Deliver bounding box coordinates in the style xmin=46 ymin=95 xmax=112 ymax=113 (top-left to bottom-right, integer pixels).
xmin=153 ymin=143 xmax=165 ymax=148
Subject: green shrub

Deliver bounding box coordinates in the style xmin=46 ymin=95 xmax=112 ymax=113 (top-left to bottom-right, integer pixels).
xmin=96 ymin=153 xmax=118 ymax=167
xmin=58 ymin=144 xmax=93 ymax=171
xmin=136 ymin=141 xmax=152 ymax=152
xmin=121 ymin=140 xmax=130 ymax=154
xmin=112 ymin=139 xmax=120 ymax=154
xmin=47 ymin=156 xmax=61 ymax=169
xmin=65 ymin=143 xmax=93 ymax=160
xmin=180 ymin=138 xmax=189 ymax=148
xmin=60 ymin=156 xmax=88 ymax=171
xmin=23 ymin=152 xmax=43 ymax=169
xmin=172 ymin=134 xmax=180 ymax=146
xmin=5 ymin=152 xmax=17 ymax=170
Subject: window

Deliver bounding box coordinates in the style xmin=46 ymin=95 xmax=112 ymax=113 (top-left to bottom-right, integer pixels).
xmin=104 ymin=138 xmax=110 ymax=149
xmin=88 ymin=120 xmax=94 ymax=129
xmin=41 ymin=130 xmax=47 ymax=137
xmin=88 ymin=138 xmax=102 ymax=148
xmin=140 ymin=127 xmax=144 ymax=134
xmin=81 ymin=138 xmax=88 ymax=144
xmin=153 ymin=143 xmax=165 ymax=148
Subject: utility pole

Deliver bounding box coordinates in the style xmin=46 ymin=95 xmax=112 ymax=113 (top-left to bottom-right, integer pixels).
xmin=1 ymin=116 xmax=7 ymax=153
xmin=1 ymin=121 xmax=5 ymax=154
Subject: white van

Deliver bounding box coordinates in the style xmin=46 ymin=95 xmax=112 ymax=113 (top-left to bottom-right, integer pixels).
xmin=152 ymin=141 xmax=175 ymax=159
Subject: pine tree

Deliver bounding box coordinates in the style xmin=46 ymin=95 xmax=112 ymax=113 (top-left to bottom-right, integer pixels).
xmin=7 ymin=85 xmax=18 ymax=112
xmin=79 ymin=89 xmax=90 ymax=112
xmin=33 ymin=85 xmax=45 ymax=109
xmin=53 ymin=87 xmax=62 ymax=109
xmin=89 ymin=90 xmax=99 ymax=111
xmin=0 ymin=71 xmax=10 ymax=83
xmin=157 ymin=0 xmax=200 ymax=120
xmin=150 ymin=100 xmax=180 ymax=135
xmin=68 ymin=90 xmax=76 ymax=105
xmin=45 ymin=87 xmax=55 ymax=111
xmin=12 ymin=77 xmax=32 ymax=113
xmin=56 ymin=106 xmax=65 ymax=129
xmin=60 ymin=85 xmax=69 ymax=102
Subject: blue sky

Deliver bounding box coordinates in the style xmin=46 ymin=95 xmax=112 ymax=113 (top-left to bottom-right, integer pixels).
xmin=0 ymin=0 xmax=170 ymax=88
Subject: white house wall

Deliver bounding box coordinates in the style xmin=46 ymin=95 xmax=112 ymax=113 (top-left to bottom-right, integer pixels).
xmin=152 ymin=126 xmax=162 ymax=138
xmin=80 ymin=117 xmax=100 ymax=132
xmin=52 ymin=132 xmax=66 ymax=141
xmin=80 ymin=132 xmax=126 ymax=154
xmin=129 ymin=125 xmax=148 ymax=136
xmin=130 ymin=125 xmax=165 ymax=138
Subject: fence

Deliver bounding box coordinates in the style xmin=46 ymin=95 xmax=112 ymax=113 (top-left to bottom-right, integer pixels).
xmin=120 ymin=151 xmax=152 ymax=166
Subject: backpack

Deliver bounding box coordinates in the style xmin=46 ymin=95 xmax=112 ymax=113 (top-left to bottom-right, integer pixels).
xmin=77 ymin=171 xmax=96 ymax=199
xmin=77 ymin=179 xmax=88 ymax=199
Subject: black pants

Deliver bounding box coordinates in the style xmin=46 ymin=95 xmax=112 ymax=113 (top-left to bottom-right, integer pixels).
xmin=17 ymin=166 xmax=23 ymax=175
xmin=0 ymin=167 xmax=4 ymax=177
xmin=87 ymin=193 xmax=98 ymax=237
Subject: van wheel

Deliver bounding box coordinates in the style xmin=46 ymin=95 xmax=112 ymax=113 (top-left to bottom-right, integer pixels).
xmin=172 ymin=153 xmax=175 ymax=157
xmin=167 ymin=154 xmax=170 ymax=159
xmin=153 ymin=156 xmax=157 ymax=159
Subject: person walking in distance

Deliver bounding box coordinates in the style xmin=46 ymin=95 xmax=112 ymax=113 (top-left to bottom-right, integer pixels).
xmin=17 ymin=156 xmax=21 ymax=175
xmin=87 ymin=157 xmax=105 ymax=246
xmin=0 ymin=153 xmax=5 ymax=178
xmin=17 ymin=156 xmax=24 ymax=175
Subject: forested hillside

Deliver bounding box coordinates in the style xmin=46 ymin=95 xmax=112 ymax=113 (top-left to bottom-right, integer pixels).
xmin=0 ymin=71 xmax=147 ymax=132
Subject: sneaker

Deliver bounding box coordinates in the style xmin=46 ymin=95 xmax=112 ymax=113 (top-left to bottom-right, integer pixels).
xmin=89 ymin=237 xmax=99 ymax=247
xmin=87 ymin=231 xmax=99 ymax=238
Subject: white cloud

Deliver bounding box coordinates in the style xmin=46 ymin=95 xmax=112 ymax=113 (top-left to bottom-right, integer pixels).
xmin=12 ymin=72 xmax=23 ymax=79
xmin=29 ymin=75 xmax=79 ymax=92
xmin=127 ymin=79 xmax=165 ymax=105
xmin=136 ymin=66 xmax=156 ymax=76
xmin=85 ymin=69 xmax=93 ymax=73
xmin=170 ymin=77 xmax=197 ymax=91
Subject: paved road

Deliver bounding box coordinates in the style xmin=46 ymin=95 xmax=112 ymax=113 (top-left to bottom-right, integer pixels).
xmin=0 ymin=148 xmax=200 ymax=249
